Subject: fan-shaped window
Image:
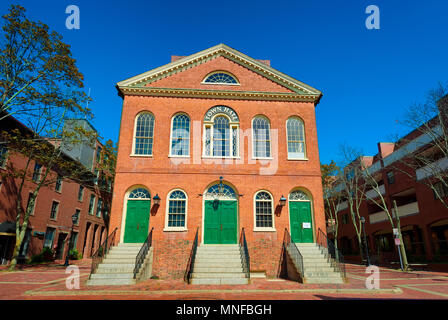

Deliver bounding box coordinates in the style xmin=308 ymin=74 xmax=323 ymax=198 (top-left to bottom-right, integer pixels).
xmin=128 ymin=188 xmax=151 ymax=199
xmin=254 ymin=191 xmax=274 ymax=229
xmin=134 ymin=113 xmax=155 ymax=155
xmin=289 ymin=190 xmax=310 ymax=201
xmin=170 ymin=114 xmax=190 ymax=156
xmin=287 ymin=117 xmax=306 ymax=159
xmin=167 ymin=190 xmax=187 ymax=228
xmin=205 ymin=184 xmax=237 ymax=200
xmin=203 ymin=72 xmax=238 ymax=84
xmin=252 ymin=116 xmax=271 ymax=158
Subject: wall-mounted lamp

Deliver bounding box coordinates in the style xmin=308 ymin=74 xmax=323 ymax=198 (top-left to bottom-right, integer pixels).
xmin=279 ymin=195 xmax=287 ymax=206
xmin=153 ymin=194 xmax=161 ymax=206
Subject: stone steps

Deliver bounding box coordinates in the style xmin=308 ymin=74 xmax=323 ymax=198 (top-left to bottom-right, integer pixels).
xmin=190 ymin=245 xmax=247 ymax=285
xmin=286 ymin=243 xmax=344 ymax=284
xmin=87 ymin=243 xmax=144 ymax=286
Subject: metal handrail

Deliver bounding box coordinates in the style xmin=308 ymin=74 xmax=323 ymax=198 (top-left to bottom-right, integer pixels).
xmin=133 ymin=227 xmax=154 ymax=279
xmin=184 ymin=227 xmax=199 ymax=284
xmin=89 ymin=227 xmax=117 ymax=277
xmin=317 ymin=228 xmax=346 ymax=279
xmin=239 ymin=228 xmax=250 ymax=279
xmin=283 ymin=228 xmax=304 ymax=277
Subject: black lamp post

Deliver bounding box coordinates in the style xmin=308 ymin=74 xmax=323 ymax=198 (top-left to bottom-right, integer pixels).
xmin=64 ymin=212 xmax=79 ymax=267
xmin=153 ymin=194 xmax=161 ymax=206
xmin=360 ymin=217 xmax=371 ymax=266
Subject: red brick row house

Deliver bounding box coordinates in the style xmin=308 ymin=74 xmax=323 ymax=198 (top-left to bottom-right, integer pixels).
xmin=0 ymin=116 xmax=112 ymax=265
xmin=109 ymin=44 xmax=326 ymax=279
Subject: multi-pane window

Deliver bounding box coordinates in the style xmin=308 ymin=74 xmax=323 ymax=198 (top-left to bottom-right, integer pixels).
xmin=94 ymin=169 xmax=99 ymax=185
xmin=205 ymin=116 xmax=239 ymax=157
xmin=170 ymin=114 xmax=190 ymax=156
xmin=96 ymin=198 xmax=103 ymax=217
xmin=167 ymin=190 xmax=187 ymax=228
xmin=78 ymin=185 xmax=84 ymax=201
xmin=255 ymin=191 xmax=274 ymax=229
xmin=69 ymin=232 xmax=78 ymax=251
xmin=96 ymin=146 xmax=102 ymax=163
xmin=134 ymin=113 xmax=155 ymax=155
xmin=55 ymin=175 xmax=63 ymax=192
xmin=43 ymin=227 xmax=56 ymax=248
xmin=32 ymin=163 xmax=42 ymax=182
xmin=50 ymin=201 xmax=59 ymax=220
xmin=286 ymin=117 xmax=306 ymax=159
xmin=0 ymin=145 xmax=7 ymax=168
xmin=253 ymin=116 xmax=271 ymax=158
xmin=203 ymin=72 xmax=238 ymax=84
xmin=88 ymin=195 xmax=96 ymax=215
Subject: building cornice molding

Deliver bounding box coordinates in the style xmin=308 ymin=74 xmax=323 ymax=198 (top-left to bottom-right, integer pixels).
xmin=116 ymin=44 xmax=322 ymax=102
xmin=118 ymin=86 xmax=319 ymax=102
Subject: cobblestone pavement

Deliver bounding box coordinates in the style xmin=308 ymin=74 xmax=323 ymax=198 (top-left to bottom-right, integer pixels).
xmin=1 ymin=261 xmax=448 ymax=300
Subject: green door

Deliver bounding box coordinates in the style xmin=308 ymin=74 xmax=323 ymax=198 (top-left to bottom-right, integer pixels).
xmin=204 ymin=200 xmax=237 ymax=244
xmin=289 ymin=201 xmax=313 ymax=243
xmin=124 ymin=200 xmax=151 ymax=243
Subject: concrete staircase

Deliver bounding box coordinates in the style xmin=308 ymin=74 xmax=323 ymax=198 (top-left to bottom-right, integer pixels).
xmin=191 ymin=244 xmax=249 ymax=285
xmin=287 ymin=243 xmax=344 ymax=284
xmin=86 ymin=243 xmax=142 ymax=286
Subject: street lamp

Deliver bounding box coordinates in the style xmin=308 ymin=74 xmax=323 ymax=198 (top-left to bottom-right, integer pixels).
xmin=360 ymin=217 xmax=371 ymax=266
xmin=279 ymin=195 xmax=287 ymax=206
xmin=153 ymin=194 xmax=161 ymax=206
xmin=64 ymin=212 xmax=79 ymax=267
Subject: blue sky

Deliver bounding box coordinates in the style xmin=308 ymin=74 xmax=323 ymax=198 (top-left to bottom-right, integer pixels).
xmin=1 ymin=0 xmax=447 ymax=164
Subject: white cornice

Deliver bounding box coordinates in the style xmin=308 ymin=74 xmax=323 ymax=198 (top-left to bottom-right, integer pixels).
xmin=118 ymin=86 xmax=318 ymax=102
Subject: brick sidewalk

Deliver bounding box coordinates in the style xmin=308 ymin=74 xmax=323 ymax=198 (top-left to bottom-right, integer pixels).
xmin=0 ymin=261 xmax=447 ymax=299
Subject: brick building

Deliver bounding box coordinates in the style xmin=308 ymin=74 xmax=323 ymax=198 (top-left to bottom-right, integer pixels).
xmin=330 ymin=120 xmax=448 ymax=265
xmin=0 ymin=116 xmax=111 ymax=264
xmin=109 ymin=44 xmax=326 ymax=279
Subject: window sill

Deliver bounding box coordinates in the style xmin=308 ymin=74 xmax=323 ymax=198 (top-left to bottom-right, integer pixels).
xmin=252 ymin=157 xmax=274 ymax=160
xmin=200 ymin=82 xmax=240 ymax=86
xmin=287 ymin=157 xmax=308 ymax=161
xmin=253 ymin=228 xmax=276 ymax=232
xmin=168 ymin=155 xmax=190 ymax=158
xmin=130 ymin=154 xmax=153 ymax=158
xmin=202 ymin=156 xmax=241 ymax=160
xmin=163 ymin=228 xmax=188 ymax=232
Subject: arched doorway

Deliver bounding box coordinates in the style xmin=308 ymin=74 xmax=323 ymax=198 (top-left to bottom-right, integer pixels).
xmin=288 ymin=190 xmax=313 ymax=243
xmin=203 ymin=182 xmax=238 ymax=244
xmin=123 ymin=187 xmax=151 ymax=243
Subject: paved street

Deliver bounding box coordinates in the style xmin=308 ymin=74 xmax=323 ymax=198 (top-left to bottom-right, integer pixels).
xmin=1 ymin=261 xmax=448 ymax=300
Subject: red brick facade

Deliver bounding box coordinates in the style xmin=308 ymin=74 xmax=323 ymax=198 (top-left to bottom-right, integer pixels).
xmin=110 ymin=44 xmax=325 ymax=279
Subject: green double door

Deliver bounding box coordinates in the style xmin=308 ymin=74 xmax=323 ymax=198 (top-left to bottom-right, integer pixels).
xmin=204 ymin=200 xmax=238 ymax=244
xmin=289 ymin=201 xmax=313 ymax=243
xmin=124 ymin=200 xmax=151 ymax=243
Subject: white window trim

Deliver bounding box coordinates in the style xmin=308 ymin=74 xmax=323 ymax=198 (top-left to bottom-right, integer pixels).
xmin=164 ymin=188 xmax=188 ymax=231
xmin=286 ymin=116 xmax=307 ymax=160
xmin=251 ymin=115 xmax=272 ymax=160
xmin=201 ymin=71 xmax=240 ymax=86
xmin=169 ymin=113 xmax=191 ymax=157
xmin=74 ymin=208 xmax=81 ymax=226
xmin=50 ymin=199 xmax=60 ymax=221
xmin=96 ymin=198 xmax=103 ymax=218
xmin=253 ymin=190 xmax=276 ymax=232
xmin=0 ymin=146 xmax=8 ymax=169
xmin=130 ymin=111 xmax=155 ymax=157
xmin=27 ymin=192 xmax=37 ymax=216
xmin=202 ymin=114 xmax=240 ymax=158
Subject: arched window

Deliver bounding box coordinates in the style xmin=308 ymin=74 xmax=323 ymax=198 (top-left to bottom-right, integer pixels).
xmin=252 ymin=116 xmax=271 ymax=158
xmin=203 ymin=72 xmax=238 ymax=84
xmin=286 ymin=117 xmax=306 ymax=159
xmin=166 ymin=190 xmax=187 ymax=229
xmin=128 ymin=188 xmax=151 ymax=199
xmin=170 ymin=114 xmax=190 ymax=156
xmin=289 ymin=190 xmax=310 ymax=201
xmin=134 ymin=113 xmax=155 ymax=155
xmin=254 ymin=191 xmax=274 ymax=229
xmin=203 ymin=106 xmax=239 ymax=158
